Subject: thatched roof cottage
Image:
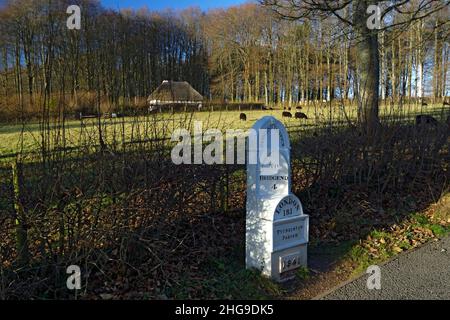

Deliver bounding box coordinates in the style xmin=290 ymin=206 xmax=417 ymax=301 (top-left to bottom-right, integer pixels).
xmin=147 ymin=81 xmax=203 ymax=108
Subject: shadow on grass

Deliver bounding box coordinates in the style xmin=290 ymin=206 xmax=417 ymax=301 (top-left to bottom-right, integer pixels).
xmin=167 ymin=244 xmax=283 ymax=300
xmin=0 ymin=119 xmax=449 ymax=299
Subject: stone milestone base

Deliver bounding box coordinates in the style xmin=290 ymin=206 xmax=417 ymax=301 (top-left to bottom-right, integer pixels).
xmin=271 ymin=244 xmax=308 ymax=282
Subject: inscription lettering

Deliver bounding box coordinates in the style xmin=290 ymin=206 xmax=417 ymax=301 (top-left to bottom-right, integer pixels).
xmin=260 ymin=175 xmax=288 ymax=181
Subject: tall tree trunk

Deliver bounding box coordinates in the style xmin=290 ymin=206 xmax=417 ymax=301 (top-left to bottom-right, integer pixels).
xmin=391 ymin=35 xmax=396 ymax=102
xmin=433 ymin=19 xmax=441 ymax=101
xmin=305 ymin=40 xmax=310 ymax=104
xmin=442 ymin=44 xmax=449 ymax=98
xmin=416 ymin=20 xmax=424 ymax=100
xmin=326 ymin=46 xmax=331 ymax=102
xmin=407 ymin=27 xmax=413 ymax=101
xmin=380 ymin=30 xmax=386 ymax=102
xmin=353 ymin=0 xmax=380 ymax=135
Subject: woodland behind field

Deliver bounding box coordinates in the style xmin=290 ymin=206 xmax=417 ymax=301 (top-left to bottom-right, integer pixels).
xmin=0 ymin=0 xmax=449 ymax=122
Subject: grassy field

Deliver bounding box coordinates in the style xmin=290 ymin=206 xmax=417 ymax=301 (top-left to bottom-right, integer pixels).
xmin=0 ymin=103 xmax=447 ymax=159
xmin=0 ymin=102 xmax=448 ymax=299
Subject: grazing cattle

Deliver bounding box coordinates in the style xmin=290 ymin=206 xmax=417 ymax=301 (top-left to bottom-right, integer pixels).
xmin=443 ymin=101 xmax=450 ymax=106
xmin=296 ymin=106 xmax=303 ymax=110
xmin=240 ymin=113 xmax=247 ymax=121
xmin=282 ymin=111 xmax=293 ymax=118
xmin=421 ymin=102 xmax=428 ymax=107
xmin=416 ymin=115 xmax=438 ymax=126
xmin=295 ymin=112 xmax=308 ymax=120
xmin=270 ymin=107 xmax=274 ymax=110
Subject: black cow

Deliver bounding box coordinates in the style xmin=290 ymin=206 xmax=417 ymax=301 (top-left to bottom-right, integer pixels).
xmin=295 ymin=112 xmax=308 ymax=120
xmin=443 ymin=101 xmax=450 ymax=106
xmin=416 ymin=115 xmax=438 ymax=126
xmin=296 ymin=106 xmax=303 ymax=110
xmin=240 ymin=113 xmax=247 ymax=121
xmin=282 ymin=111 xmax=293 ymax=118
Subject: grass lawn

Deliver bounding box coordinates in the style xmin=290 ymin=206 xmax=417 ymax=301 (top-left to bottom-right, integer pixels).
xmin=0 ymin=104 xmax=447 ymax=160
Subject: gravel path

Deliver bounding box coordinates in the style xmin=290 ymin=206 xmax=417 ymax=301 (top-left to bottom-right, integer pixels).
xmin=322 ymin=237 xmax=450 ymax=300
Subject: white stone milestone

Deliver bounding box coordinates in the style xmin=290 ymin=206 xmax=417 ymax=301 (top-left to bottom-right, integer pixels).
xmin=246 ymin=116 xmax=309 ymax=282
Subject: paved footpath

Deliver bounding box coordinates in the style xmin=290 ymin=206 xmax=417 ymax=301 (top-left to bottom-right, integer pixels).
xmin=322 ymin=237 xmax=450 ymax=300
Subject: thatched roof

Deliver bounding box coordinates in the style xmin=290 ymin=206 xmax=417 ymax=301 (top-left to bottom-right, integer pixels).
xmin=148 ymin=81 xmax=203 ymax=104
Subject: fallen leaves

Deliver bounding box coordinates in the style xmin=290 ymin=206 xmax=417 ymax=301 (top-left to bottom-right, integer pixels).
xmin=393 ymin=246 xmax=403 ymax=254
xmin=347 ymin=207 xmax=448 ymax=275
xmin=100 ymin=293 xmax=114 ymax=300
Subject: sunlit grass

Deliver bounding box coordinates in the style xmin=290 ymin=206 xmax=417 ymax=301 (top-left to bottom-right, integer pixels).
xmin=0 ymin=103 xmax=446 ymax=159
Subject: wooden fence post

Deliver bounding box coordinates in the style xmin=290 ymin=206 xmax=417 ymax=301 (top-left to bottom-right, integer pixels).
xmin=12 ymin=159 xmax=29 ymax=266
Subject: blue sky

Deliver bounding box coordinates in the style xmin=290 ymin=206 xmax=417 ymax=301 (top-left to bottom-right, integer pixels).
xmin=101 ymin=0 xmax=251 ymax=11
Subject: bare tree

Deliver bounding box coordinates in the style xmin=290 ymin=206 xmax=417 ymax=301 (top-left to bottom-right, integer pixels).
xmin=261 ymin=0 xmax=449 ymax=135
